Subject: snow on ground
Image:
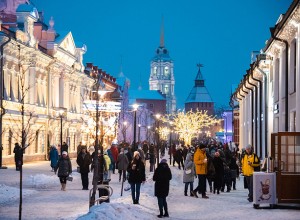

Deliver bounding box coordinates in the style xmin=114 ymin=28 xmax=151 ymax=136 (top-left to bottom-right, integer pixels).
xmin=0 ymin=157 xmax=299 ymax=220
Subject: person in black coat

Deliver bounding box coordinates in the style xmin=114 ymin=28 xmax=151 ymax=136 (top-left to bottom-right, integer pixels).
xmin=127 ymin=151 xmax=146 ymax=204
xmin=149 ymin=144 xmax=156 ymax=172
xmin=55 ymin=151 xmax=72 ymax=191
xmin=13 ymin=143 xmax=24 ymax=171
xmin=153 ymin=158 xmax=172 ymax=218
xmin=229 ymin=155 xmax=239 ymax=190
xmin=77 ymin=147 xmax=92 ymax=190
xmin=212 ymin=151 xmax=224 ymax=194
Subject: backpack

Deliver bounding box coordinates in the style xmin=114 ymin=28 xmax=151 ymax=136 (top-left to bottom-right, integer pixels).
xmin=253 ymin=154 xmax=261 ymax=171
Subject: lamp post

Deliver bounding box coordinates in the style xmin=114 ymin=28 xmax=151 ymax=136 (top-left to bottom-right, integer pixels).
xmin=132 ymin=104 xmax=139 ymax=151
xmin=90 ymin=73 xmax=109 ymax=207
xmin=138 ymin=124 xmax=141 ymax=144
xmin=155 ymin=113 xmax=161 ymax=168
xmin=97 ymin=90 xmax=108 ymax=184
xmin=147 ymin=125 xmax=151 ymax=143
xmin=169 ymin=121 xmax=173 ymax=165
xmin=57 ymin=107 xmax=67 ymax=156
xmin=0 ymin=32 xmax=11 ymax=169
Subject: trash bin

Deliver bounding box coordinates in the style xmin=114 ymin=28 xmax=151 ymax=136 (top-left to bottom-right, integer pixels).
xmin=98 ymin=180 xmax=110 ymax=204
xmin=253 ymin=172 xmax=277 ymax=208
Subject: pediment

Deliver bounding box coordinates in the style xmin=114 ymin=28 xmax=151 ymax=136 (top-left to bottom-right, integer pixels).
xmin=58 ymin=32 xmax=76 ymax=56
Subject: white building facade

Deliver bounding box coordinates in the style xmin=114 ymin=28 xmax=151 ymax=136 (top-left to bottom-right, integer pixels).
xmin=0 ymin=1 xmax=119 ymax=164
xmin=231 ymin=1 xmax=300 ymax=158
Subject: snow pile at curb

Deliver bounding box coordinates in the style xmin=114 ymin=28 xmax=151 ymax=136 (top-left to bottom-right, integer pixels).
xmin=76 ymin=202 xmax=154 ymax=220
xmin=24 ymin=174 xmax=58 ymax=189
xmin=0 ymin=184 xmax=37 ymax=205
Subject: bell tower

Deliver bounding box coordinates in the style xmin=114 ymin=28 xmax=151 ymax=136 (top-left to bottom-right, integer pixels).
xmin=149 ymin=18 xmax=176 ymax=114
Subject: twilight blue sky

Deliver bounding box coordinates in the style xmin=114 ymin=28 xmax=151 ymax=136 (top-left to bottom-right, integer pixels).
xmin=33 ymin=0 xmax=292 ymax=110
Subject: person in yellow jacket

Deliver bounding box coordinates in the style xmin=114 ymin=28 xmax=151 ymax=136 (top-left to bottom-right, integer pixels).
xmin=103 ymin=151 xmax=111 ymax=181
xmin=242 ymin=144 xmax=260 ymax=202
xmin=191 ymin=144 xmax=209 ymax=199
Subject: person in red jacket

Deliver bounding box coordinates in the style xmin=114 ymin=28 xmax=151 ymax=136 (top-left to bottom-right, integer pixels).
xmin=110 ymin=144 xmax=119 ymax=174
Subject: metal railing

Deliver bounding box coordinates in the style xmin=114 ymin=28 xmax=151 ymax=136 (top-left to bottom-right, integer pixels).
xmin=89 ymin=185 xmax=113 ymax=207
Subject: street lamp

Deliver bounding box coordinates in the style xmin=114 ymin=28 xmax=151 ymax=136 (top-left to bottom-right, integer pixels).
xmin=132 ymin=104 xmax=139 ymax=151
xmin=138 ymin=123 xmax=141 ymax=143
xmin=0 ymin=32 xmax=11 ymax=169
xmin=96 ymin=89 xmax=109 ymax=184
xmin=169 ymin=121 xmax=173 ymax=165
xmin=147 ymin=125 xmax=151 ymax=143
xmin=90 ymin=73 xmax=110 ymax=207
xmin=57 ymin=107 xmax=67 ymax=156
xmin=155 ymin=113 xmax=161 ymax=168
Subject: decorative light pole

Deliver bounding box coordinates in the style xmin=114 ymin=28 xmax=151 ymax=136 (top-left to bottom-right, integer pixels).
xmin=147 ymin=125 xmax=151 ymax=143
xmin=155 ymin=113 xmax=161 ymax=168
xmin=138 ymin=123 xmax=141 ymax=144
xmin=169 ymin=121 xmax=173 ymax=165
xmin=57 ymin=107 xmax=67 ymax=156
xmin=132 ymin=104 xmax=139 ymax=151
xmin=90 ymin=74 xmax=109 ymax=207
xmin=96 ymin=90 xmax=108 ymax=183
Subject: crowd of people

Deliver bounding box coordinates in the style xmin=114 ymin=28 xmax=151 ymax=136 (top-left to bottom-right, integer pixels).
xmin=43 ymin=139 xmax=260 ymax=218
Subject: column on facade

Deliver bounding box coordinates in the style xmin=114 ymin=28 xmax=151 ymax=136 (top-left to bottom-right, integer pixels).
xmin=267 ymin=65 xmax=274 ymax=156
xmin=59 ymin=74 xmax=65 ymax=107
xmin=64 ymin=77 xmax=70 ymax=110
xmin=53 ymin=75 xmax=60 ymax=107
xmin=28 ymin=65 xmax=38 ymax=105
xmin=239 ymin=98 xmax=244 ymax=149
xmin=3 ymin=62 xmax=11 ymax=100
xmin=296 ymin=24 xmax=300 ymax=131
xmin=278 ymin=48 xmax=285 ymax=131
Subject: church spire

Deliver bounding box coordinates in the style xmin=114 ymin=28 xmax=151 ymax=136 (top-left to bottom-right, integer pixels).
xmin=160 ymin=16 xmax=164 ymax=47
xmin=195 ymin=63 xmax=204 ymax=87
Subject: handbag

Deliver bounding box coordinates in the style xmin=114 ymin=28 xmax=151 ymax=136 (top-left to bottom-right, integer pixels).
xmin=66 ymin=176 xmax=73 ymax=181
xmin=185 ymin=168 xmax=192 ymax=174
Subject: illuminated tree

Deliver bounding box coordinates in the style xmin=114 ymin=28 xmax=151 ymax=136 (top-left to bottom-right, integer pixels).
xmin=162 ymin=110 xmax=220 ymax=145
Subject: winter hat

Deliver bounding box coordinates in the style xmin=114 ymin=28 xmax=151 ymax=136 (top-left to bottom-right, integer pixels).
xmin=199 ymin=143 xmax=206 ymax=149
xmin=133 ymin=151 xmax=140 ymax=158
xmin=160 ymin=159 xmax=167 ymax=164
xmin=62 ymin=151 xmax=68 ymax=156
xmin=245 ymin=144 xmax=252 ymax=150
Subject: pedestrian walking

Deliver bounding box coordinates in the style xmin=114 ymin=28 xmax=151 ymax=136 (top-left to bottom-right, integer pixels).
xmin=103 ymin=150 xmax=111 ymax=181
xmin=127 ymin=151 xmax=146 ymax=204
xmin=55 ymin=151 xmax=72 ymax=191
xmin=212 ymin=151 xmax=224 ymax=194
xmin=76 ymin=147 xmax=92 ymax=190
xmin=110 ymin=144 xmax=119 ymax=174
xmin=149 ymin=144 xmax=156 ymax=172
xmin=229 ymin=155 xmax=239 ymax=190
xmin=183 ymin=153 xmax=195 ymax=196
xmin=49 ymin=145 xmax=59 ymax=172
xmin=153 ymin=158 xmax=172 ymax=218
xmin=61 ymin=142 xmax=69 ymax=153
xmin=13 ymin=143 xmax=24 ymax=171
xmin=117 ymin=148 xmax=129 ymax=182
xmin=191 ymin=144 xmax=209 ymax=199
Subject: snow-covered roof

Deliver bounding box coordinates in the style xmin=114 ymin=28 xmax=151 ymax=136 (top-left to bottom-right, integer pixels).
xmin=185 ymin=65 xmax=213 ymax=103
xmin=129 ymin=89 xmax=165 ymax=100
xmin=185 ymin=86 xmax=213 ymax=103
xmin=16 ymin=4 xmax=35 ymax=13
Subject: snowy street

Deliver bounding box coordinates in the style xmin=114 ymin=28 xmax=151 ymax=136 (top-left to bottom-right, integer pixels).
xmin=0 ymin=158 xmax=299 ymax=220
